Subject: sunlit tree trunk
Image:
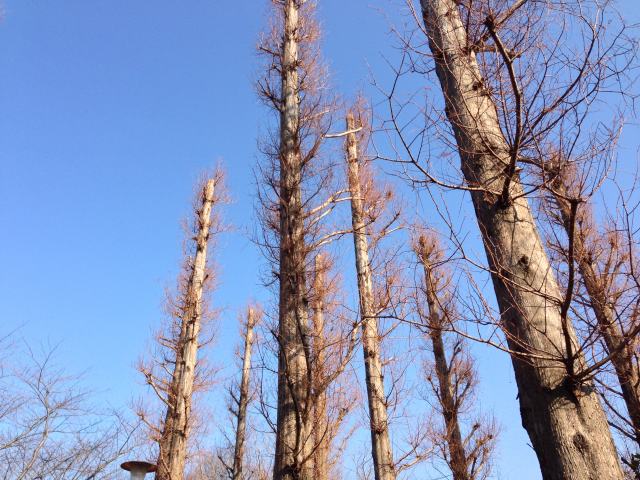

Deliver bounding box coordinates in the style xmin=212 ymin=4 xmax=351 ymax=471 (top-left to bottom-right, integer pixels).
xmin=274 ymin=1 xmax=312 ymax=479
xmin=345 ymin=113 xmax=396 ymax=480
xmin=232 ymin=307 xmax=258 ymax=480
xmin=418 ymin=1 xmax=623 ymax=477
xmin=157 ymin=178 xmax=217 ymax=480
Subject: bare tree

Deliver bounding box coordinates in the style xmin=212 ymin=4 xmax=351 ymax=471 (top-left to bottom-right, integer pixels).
xmin=309 ymin=253 xmax=359 ymax=480
xmin=137 ymin=172 xmax=224 ymax=480
xmin=540 ymin=159 xmax=640 ymax=465
xmin=186 ymin=451 xmax=231 ymax=480
xmin=378 ymin=0 xmax=634 ymax=476
xmin=0 ymin=337 xmax=135 ymax=479
xmin=260 ymin=2 xmax=316 ymax=477
xmin=344 ymin=110 xmax=397 ymax=480
xmin=255 ymin=1 xmax=355 ymax=478
xmin=413 ymin=232 xmax=497 ymax=480
xmin=222 ymin=306 xmax=260 ymax=480
xmin=311 ymin=254 xmax=330 ymax=480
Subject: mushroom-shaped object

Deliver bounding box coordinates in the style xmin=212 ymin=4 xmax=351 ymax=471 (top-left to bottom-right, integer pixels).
xmin=120 ymin=461 xmax=157 ymax=480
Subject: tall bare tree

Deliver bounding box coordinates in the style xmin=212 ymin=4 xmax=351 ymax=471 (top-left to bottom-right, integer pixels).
xmin=272 ymin=2 xmax=314 ymax=476
xmin=413 ymin=232 xmax=496 ymax=480
xmin=311 ymin=254 xmax=330 ymax=480
xmin=255 ymin=1 xmax=352 ymax=478
xmin=381 ymin=0 xmax=630 ymax=477
xmin=309 ymin=253 xmax=358 ymax=480
xmin=344 ymin=111 xmax=396 ymax=480
xmin=138 ymin=172 xmax=223 ymax=480
xmin=225 ymin=306 xmax=260 ymax=480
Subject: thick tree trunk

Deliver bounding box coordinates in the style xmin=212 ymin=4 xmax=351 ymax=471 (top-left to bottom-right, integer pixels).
xmin=551 ymin=178 xmax=640 ymax=446
xmin=419 ymin=250 xmax=468 ymax=480
xmin=419 ymin=1 xmax=623 ymax=478
xmin=157 ymin=178 xmax=216 ymax=480
xmin=232 ymin=308 xmax=257 ymax=480
xmin=345 ymin=113 xmax=396 ymax=480
xmin=274 ymin=1 xmax=312 ymax=479
xmin=311 ymin=254 xmax=329 ymax=480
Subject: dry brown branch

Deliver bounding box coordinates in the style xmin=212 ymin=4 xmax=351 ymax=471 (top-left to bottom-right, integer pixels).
xmin=137 ymin=171 xmax=225 ymax=480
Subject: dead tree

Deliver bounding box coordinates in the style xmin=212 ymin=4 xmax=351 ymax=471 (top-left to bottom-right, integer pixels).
xmin=413 ymin=233 xmax=496 ymax=480
xmin=344 ymin=111 xmax=396 ymax=480
xmin=138 ymin=173 xmax=223 ymax=480
xmin=383 ymin=0 xmax=630 ymax=477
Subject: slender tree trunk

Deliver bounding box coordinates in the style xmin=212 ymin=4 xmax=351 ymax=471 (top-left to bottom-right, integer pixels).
xmin=232 ymin=308 xmax=258 ymax=480
xmin=311 ymin=254 xmax=329 ymax=480
xmin=274 ymin=1 xmax=312 ymax=479
xmin=419 ymin=1 xmax=623 ymax=478
xmin=157 ymin=178 xmax=217 ymax=480
xmin=550 ymin=177 xmax=640 ymax=446
xmin=345 ymin=113 xmax=396 ymax=480
xmin=418 ymin=249 xmax=468 ymax=480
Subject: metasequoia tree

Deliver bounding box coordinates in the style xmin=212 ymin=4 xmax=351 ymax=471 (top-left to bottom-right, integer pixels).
xmin=540 ymin=161 xmax=640 ymax=460
xmin=255 ymin=1 xmax=352 ymax=478
xmin=343 ymin=111 xmax=399 ymax=480
xmin=137 ymin=172 xmax=223 ymax=480
xmin=250 ymin=252 xmax=357 ymax=480
xmin=222 ymin=306 xmax=260 ymax=480
xmin=311 ymin=254 xmax=329 ymax=480
xmin=381 ymin=0 xmax=633 ymax=477
xmin=309 ymin=253 xmax=359 ymax=480
xmin=413 ymin=232 xmax=496 ymax=480
xmin=251 ymin=255 xmax=356 ymax=480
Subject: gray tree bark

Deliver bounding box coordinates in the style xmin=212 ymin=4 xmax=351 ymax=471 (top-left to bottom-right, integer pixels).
xmin=157 ymin=178 xmax=217 ymax=480
xmin=274 ymin=1 xmax=313 ymax=479
xmin=232 ymin=308 xmax=258 ymax=480
xmin=419 ymin=1 xmax=623 ymax=478
xmin=345 ymin=113 xmax=396 ymax=480
xmin=550 ymin=175 xmax=640 ymax=446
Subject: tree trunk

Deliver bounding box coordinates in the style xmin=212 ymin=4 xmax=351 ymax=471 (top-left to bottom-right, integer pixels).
xmin=157 ymin=178 xmax=217 ymax=480
xmin=550 ymin=177 xmax=640 ymax=446
xmin=232 ymin=308 xmax=257 ymax=480
xmin=345 ymin=113 xmax=396 ymax=480
xmin=419 ymin=1 xmax=623 ymax=478
xmin=274 ymin=1 xmax=312 ymax=479
xmin=311 ymin=254 xmax=329 ymax=480
xmin=419 ymin=250 xmax=469 ymax=480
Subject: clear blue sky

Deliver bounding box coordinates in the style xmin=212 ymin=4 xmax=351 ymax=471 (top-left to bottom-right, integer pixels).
xmin=1 ymin=1 xmax=638 ymax=478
